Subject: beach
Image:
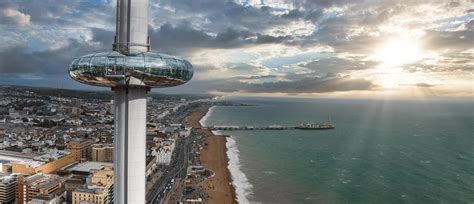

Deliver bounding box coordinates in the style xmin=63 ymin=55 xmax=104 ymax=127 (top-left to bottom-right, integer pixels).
xmin=185 ymin=105 xmax=237 ymax=204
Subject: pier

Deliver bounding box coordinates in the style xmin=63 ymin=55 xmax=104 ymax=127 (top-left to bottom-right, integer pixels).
xmin=200 ymin=124 xmax=335 ymax=131
xmin=203 ymin=125 xmax=291 ymax=131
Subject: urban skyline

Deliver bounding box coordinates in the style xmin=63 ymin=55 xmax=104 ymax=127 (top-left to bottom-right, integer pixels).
xmin=0 ymin=85 xmax=216 ymax=203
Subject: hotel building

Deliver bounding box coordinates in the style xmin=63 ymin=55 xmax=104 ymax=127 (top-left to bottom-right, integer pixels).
xmin=72 ymin=167 xmax=114 ymax=204
xmin=0 ymin=174 xmax=17 ymax=203
xmin=68 ymin=138 xmax=93 ymax=161
xmin=91 ymin=144 xmax=114 ymax=163
xmin=17 ymin=173 xmax=63 ymax=204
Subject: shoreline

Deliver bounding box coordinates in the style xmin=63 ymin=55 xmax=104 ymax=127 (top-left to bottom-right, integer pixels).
xmin=185 ymin=104 xmax=237 ymax=204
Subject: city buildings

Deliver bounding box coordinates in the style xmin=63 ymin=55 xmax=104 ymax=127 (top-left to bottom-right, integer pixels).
xmin=91 ymin=144 xmax=114 ymax=163
xmin=155 ymin=139 xmax=176 ymax=165
xmin=12 ymin=152 xmax=75 ymax=175
xmin=17 ymin=173 xmax=63 ymax=204
xmin=0 ymin=174 xmax=17 ymax=203
xmin=0 ymin=86 xmax=211 ymax=203
xmin=68 ymin=138 xmax=93 ymax=161
xmin=71 ymin=167 xmax=114 ymax=204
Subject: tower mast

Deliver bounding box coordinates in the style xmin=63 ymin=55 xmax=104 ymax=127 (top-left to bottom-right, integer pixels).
xmin=68 ymin=0 xmax=193 ymax=203
xmin=113 ymin=0 xmax=149 ymax=203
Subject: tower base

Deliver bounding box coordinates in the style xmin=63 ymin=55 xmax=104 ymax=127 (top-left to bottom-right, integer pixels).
xmin=114 ymin=87 xmax=147 ymax=204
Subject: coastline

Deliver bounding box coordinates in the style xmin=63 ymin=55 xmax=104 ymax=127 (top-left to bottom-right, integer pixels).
xmin=185 ymin=105 xmax=237 ymax=204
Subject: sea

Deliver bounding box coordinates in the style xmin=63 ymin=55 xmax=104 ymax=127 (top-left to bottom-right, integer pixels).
xmin=200 ymin=98 xmax=474 ymax=204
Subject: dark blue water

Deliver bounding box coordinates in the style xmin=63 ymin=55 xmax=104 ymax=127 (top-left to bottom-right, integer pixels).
xmin=204 ymin=98 xmax=474 ymax=204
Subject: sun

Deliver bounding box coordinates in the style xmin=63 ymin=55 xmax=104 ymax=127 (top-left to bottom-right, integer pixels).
xmin=374 ymin=36 xmax=424 ymax=67
xmin=368 ymin=35 xmax=427 ymax=89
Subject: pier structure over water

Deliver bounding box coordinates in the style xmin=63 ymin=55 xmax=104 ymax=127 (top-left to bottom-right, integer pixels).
xmin=200 ymin=124 xmax=335 ymax=131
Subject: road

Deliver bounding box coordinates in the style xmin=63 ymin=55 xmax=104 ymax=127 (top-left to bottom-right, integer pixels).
xmin=146 ymin=103 xmax=207 ymax=203
xmin=147 ymin=133 xmax=201 ymax=203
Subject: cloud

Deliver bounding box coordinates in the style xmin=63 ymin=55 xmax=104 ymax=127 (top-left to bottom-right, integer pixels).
xmin=402 ymin=51 xmax=474 ymax=73
xmin=299 ymin=57 xmax=377 ymax=75
xmin=2 ymin=8 xmax=31 ymax=26
xmin=0 ymin=1 xmax=81 ymax=26
xmin=90 ymin=27 xmax=115 ymax=48
xmin=0 ymin=0 xmax=473 ymax=96
xmin=0 ymin=45 xmax=40 ymax=74
xmin=0 ymin=38 xmax=102 ymax=75
xmin=290 ymin=0 xmax=363 ymax=10
xmin=216 ymin=75 xmax=374 ymax=93
xmin=415 ymin=83 xmax=435 ymax=88
xmin=465 ymin=20 xmax=474 ymax=30
xmin=149 ymin=23 xmax=292 ymax=55
xmin=423 ymin=30 xmax=474 ymax=52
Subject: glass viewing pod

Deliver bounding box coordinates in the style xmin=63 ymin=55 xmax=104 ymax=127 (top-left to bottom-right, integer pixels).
xmin=69 ymin=51 xmax=193 ymax=87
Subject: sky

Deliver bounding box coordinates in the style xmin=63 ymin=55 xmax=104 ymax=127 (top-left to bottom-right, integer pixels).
xmin=0 ymin=0 xmax=473 ymax=99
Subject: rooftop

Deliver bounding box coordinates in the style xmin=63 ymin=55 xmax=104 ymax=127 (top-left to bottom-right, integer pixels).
xmin=0 ymin=173 xmax=17 ymax=184
xmin=68 ymin=162 xmax=113 ymax=173
xmin=26 ymin=173 xmax=62 ymax=189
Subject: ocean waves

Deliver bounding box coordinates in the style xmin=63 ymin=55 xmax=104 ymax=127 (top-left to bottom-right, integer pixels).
xmin=200 ymin=105 xmax=254 ymax=203
xmin=226 ymin=136 xmax=253 ymax=204
xmin=199 ymin=105 xmax=215 ymax=126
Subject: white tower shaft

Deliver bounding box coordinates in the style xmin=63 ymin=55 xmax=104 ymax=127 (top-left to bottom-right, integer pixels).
xmin=69 ymin=0 xmax=192 ymax=202
xmin=115 ymin=0 xmax=149 ymax=54
xmin=114 ymin=1 xmax=149 ymax=203
xmin=114 ymin=87 xmax=147 ymax=204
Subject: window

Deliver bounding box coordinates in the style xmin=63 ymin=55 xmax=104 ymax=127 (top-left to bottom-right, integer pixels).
xmin=78 ymin=57 xmax=91 ymax=70
xmin=91 ymin=57 xmax=107 ymax=76
xmin=127 ymin=54 xmax=145 ymax=73
xmin=174 ymin=59 xmax=185 ymax=78
xmin=106 ymin=57 xmax=125 ymax=76
xmin=69 ymin=58 xmax=79 ymax=71
xmin=184 ymin=61 xmax=193 ymax=80
xmin=145 ymin=54 xmax=165 ymax=75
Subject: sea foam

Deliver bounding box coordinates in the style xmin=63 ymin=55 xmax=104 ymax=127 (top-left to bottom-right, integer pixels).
xmin=226 ymin=136 xmax=253 ymax=204
xmin=199 ymin=105 xmax=215 ymax=126
xmin=200 ymin=105 xmax=253 ymax=203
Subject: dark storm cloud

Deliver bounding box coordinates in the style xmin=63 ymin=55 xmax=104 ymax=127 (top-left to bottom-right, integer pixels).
xmin=0 ymin=0 xmax=115 ymax=27
xmin=300 ymin=57 xmax=377 ymax=75
xmin=156 ymin=0 xmax=326 ymax=33
xmin=90 ymin=25 xmax=291 ymax=56
xmin=149 ymin=23 xmax=292 ymax=55
xmin=90 ymin=27 xmax=115 ymax=48
xmin=415 ymin=83 xmax=435 ymax=88
xmin=299 ymin=3 xmax=404 ymax=52
xmin=465 ymin=20 xmax=474 ymax=30
xmin=423 ymin=29 xmax=474 ymax=51
xmin=0 ymin=35 xmax=115 ymax=90
xmin=0 ymin=38 xmax=103 ymax=75
xmin=0 ymin=45 xmax=41 ymax=74
xmin=216 ymin=75 xmax=374 ymax=93
xmin=156 ymin=0 xmax=271 ymax=31
xmin=246 ymin=75 xmax=278 ymax=80
xmin=255 ymin=33 xmax=291 ymax=44
xmin=281 ymin=9 xmax=305 ymax=19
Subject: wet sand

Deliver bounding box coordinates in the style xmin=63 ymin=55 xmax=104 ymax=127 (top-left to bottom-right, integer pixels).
xmin=185 ymin=105 xmax=237 ymax=204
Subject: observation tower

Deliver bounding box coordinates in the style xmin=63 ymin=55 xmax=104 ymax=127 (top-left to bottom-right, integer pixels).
xmin=68 ymin=0 xmax=193 ymax=203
